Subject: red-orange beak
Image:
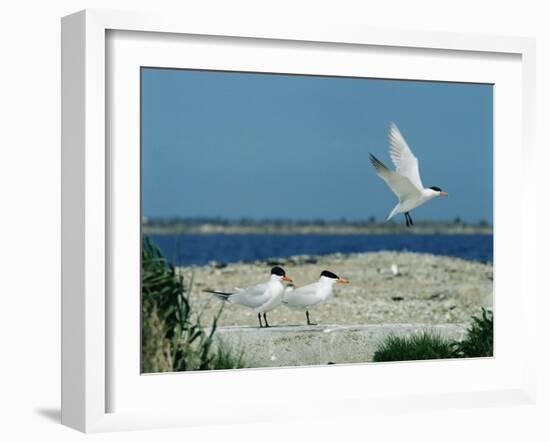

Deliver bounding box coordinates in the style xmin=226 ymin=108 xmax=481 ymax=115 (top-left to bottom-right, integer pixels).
xmin=283 ymin=275 xmax=293 ymax=282
xmin=440 ymin=191 xmax=449 ymax=197
xmin=337 ymin=277 xmax=349 ymax=284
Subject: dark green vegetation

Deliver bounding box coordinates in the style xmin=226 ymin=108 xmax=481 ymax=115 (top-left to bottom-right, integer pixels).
xmin=141 ymin=236 xmax=246 ymax=372
xmin=452 ymin=308 xmax=493 ymax=358
xmin=372 ymin=332 xmax=457 ymax=362
xmin=372 ymin=308 xmax=493 ymax=362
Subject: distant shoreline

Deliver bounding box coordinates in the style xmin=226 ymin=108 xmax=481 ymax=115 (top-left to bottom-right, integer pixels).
xmin=143 ymin=223 xmax=492 ymax=235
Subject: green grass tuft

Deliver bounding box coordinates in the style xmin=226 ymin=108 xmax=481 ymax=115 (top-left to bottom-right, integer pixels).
xmin=210 ymin=340 xmax=247 ymax=370
xmin=372 ymin=308 xmax=494 ymax=363
xmin=372 ymin=331 xmax=456 ymax=362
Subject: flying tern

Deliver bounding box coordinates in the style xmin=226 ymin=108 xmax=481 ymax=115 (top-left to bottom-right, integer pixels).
xmin=369 ymin=122 xmax=448 ymax=227
xmin=282 ymin=270 xmax=349 ymax=325
xmin=204 ymin=266 xmax=292 ymax=327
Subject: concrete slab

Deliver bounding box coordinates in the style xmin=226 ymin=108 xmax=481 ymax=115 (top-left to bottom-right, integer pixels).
xmin=213 ymin=323 xmax=467 ymax=368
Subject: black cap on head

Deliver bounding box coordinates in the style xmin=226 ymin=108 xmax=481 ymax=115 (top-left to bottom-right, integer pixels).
xmin=429 ymin=186 xmax=442 ymax=192
xmin=271 ymin=266 xmax=286 ymax=276
xmin=320 ymin=270 xmax=339 ymax=279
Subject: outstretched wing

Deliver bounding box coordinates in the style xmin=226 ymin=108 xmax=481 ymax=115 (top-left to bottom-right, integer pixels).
xmin=369 ymin=154 xmax=421 ymax=200
xmin=388 ymin=122 xmax=424 ymax=191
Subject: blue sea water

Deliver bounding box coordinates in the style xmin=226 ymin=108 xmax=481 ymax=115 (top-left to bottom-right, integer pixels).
xmin=148 ymin=233 xmax=493 ymax=266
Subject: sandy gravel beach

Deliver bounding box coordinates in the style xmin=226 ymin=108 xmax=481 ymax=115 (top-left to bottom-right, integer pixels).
xmin=178 ymin=251 xmax=493 ymax=328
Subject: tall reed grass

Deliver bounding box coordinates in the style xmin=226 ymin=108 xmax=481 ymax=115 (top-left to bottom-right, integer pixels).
xmin=141 ymin=236 xmax=246 ymax=372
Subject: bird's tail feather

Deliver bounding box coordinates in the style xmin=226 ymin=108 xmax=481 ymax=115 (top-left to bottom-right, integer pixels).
xmin=204 ymin=289 xmax=233 ymax=301
xmin=386 ymin=204 xmax=401 ymax=221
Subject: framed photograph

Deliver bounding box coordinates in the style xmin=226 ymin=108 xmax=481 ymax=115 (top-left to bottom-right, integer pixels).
xmin=61 ymin=9 xmax=537 ymax=432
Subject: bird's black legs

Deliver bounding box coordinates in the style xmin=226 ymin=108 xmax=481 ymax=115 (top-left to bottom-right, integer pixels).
xmin=404 ymin=212 xmax=414 ymax=227
xmin=306 ymin=310 xmax=317 ymax=326
xmin=263 ymin=312 xmax=270 ymax=327
xmin=257 ymin=313 xmax=263 ymax=328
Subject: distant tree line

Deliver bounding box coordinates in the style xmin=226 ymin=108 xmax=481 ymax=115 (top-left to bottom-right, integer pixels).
xmin=142 ymin=215 xmax=491 ymax=227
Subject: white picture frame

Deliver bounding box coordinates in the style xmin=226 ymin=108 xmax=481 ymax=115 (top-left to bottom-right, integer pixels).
xmin=61 ymin=9 xmax=537 ymax=433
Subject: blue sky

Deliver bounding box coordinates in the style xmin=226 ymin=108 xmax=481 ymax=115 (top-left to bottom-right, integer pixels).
xmin=141 ymin=68 xmax=493 ymax=223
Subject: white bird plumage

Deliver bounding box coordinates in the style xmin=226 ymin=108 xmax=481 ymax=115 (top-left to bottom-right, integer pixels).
xmin=205 ymin=266 xmax=292 ymax=327
xmin=370 ymin=122 xmax=448 ymax=226
xmin=282 ymin=271 xmax=349 ymax=325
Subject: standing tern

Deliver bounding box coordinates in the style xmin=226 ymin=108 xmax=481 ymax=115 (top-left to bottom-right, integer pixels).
xmin=204 ymin=266 xmax=292 ymax=327
xmin=282 ymin=270 xmax=349 ymax=325
xmin=369 ymin=122 xmax=448 ymax=227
